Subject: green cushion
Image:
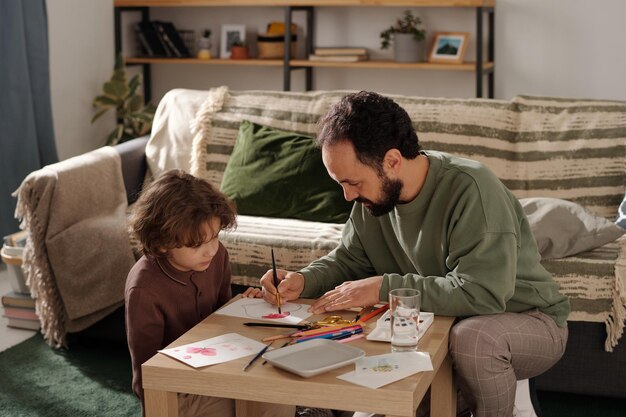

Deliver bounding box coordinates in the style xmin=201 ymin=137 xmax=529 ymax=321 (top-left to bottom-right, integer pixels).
xmin=220 ymin=120 xmax=352 ymax=223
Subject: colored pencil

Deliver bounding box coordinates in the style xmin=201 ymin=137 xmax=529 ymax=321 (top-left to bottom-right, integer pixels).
xmin=357 ymin=304 xmax=389 ymax=323
xmin=295 ymin=327 xmax=363 ymax=344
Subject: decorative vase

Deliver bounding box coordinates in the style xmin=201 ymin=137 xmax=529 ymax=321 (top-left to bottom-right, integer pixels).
xmin=393 ymin=33 xmax=424 ymax=63
xmin=197 ymin=36 xmax=212 ymax=60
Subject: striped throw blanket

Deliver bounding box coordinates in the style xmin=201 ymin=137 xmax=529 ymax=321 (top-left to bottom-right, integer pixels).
xmin=187 ymin=87 xmax=626 ymax=350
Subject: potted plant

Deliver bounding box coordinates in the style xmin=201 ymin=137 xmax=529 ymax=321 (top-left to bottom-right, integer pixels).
xmin=92 ymin=54 xmax=155 ymax=146
xmin=380 ymin=10 xmax=426 ymax=63
xmin=230 ymin=40 xmax=249 ymax=59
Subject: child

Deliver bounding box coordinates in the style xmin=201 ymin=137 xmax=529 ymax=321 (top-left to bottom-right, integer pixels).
xmin=125 ymin=169 xmax=294 ymax=417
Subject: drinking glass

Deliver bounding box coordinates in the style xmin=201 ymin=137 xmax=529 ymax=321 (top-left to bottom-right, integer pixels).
xmin=389 ymin=288 xmax=421 ymax=352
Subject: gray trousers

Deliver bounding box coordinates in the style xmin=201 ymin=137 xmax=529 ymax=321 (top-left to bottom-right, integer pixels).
xmin=450 ymin=310 xmax=568 ymax=417
xmin=347 ymin=309 xmax=567 ymax=417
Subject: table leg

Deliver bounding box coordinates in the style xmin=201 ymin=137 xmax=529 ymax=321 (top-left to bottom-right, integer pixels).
xmin=430 ymin=354 xmax=456 ymax=417
xmin=235 ymin=399 xmax=253 ymax=417
xmin=144 ymin=389 xmax=179 ymax=417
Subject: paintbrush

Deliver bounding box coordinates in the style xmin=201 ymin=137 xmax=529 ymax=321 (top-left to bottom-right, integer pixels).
xmin=271 ymin=248 xmax=282 ymax=314
xmin=243 ymin=341 xmax=273 ymax=371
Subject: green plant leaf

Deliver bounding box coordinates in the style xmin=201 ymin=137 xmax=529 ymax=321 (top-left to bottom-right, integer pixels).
xmin=128 ymin=74 xmax=141 ymax=95
xmin=105 ymin=124 xmax=125 ymax=146
xmin=103 ymin=80 xmax=128 ymax=98
xmin=93 ymin=52 xmax=155 ymax=145
xmin=131 ymin=112 xmax=154 ymax=123
xmin=112 ymin=68 xmax=126 ymax=84
xmin=91 ymin=107 xmax=111 ymax=123
xmin=93 ymin=95 xmax=119 ymax=107
xmin=129 ymin=95 xmax=143 ymax=112
xmin=380 ymin=9 xmax=425 ymax=48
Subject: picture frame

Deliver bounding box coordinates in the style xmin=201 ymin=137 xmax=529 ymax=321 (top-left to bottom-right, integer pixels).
xmin=220 ymin=24 xmax=246 ymax=59
xmin=428 ymin=32 xmax=469 ymax=64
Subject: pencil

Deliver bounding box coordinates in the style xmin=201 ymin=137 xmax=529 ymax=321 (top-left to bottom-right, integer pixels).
xmin=357 ymin=304 xmax=389 ymax=323
xmin=271 ymin=248 xmax=282 ymax=314
xmin=353 ymin=306 xmax=369 ymax=323
xmin=243 ymin=341 xmax=273 ymax=371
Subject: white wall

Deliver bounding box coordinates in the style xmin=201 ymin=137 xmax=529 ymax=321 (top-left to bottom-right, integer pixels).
xmin=48 ymin=0 xmax=115 ymax=160
xmin=47 ymin=0 xmax=626 ymax=160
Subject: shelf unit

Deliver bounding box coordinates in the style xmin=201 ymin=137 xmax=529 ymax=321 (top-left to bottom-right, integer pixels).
xmin=114 ymin=0 xmax=495 ymax=101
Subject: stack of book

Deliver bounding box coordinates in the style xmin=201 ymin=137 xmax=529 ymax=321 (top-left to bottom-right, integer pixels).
xmin=308 ymin=47 xmax=369 ymax=62
xmin=2 ymin=231 xmax=39 ymax=331
xmin=2 ymin=292 xmax=39 ymax=330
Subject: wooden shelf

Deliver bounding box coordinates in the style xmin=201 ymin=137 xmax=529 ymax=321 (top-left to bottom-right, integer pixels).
xmin=126 ymin=57 xmax=494 ymax=71
xmin=115 ymin=1 xmax=495 ymax=8
xmin=115 ymin=1 xmax=495 ymax=97
xmin=291 ymin=60 xmax=494 ymax=71
xmin=126 ymin=57 xmax=284 ymax=66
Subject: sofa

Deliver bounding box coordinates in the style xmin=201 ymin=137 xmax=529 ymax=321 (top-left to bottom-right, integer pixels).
xmin=15 ymin=87 xmax=626 ymax=399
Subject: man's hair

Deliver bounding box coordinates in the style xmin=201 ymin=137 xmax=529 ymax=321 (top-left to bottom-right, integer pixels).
xmin=129 ymin=169 xmax=236 ymax=258
xmin=316 ymin=91 xmax=421 ymax=170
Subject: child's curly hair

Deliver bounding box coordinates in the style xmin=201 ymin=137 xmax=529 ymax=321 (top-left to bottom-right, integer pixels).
xmin=129 ymin=169 xmax=236 ymax=258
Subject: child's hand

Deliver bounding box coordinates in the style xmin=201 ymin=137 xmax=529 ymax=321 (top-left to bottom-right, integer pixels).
xmin=242 ymin=286 xmax=263 ymax=298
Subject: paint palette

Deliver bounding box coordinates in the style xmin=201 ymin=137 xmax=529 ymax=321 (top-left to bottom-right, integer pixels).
xmin=366 ymin=310 xmax=434 ymax=343
xmin=262 ymin=338 xmax=365 ymax=378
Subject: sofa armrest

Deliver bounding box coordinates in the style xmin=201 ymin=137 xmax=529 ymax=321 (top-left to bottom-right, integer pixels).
xmin=113 ymin=136 xmax=149 ymax=204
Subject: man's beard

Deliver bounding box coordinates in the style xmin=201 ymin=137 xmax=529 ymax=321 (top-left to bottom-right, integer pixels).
xmin=356 ymin=174 xmax=403 ymax=217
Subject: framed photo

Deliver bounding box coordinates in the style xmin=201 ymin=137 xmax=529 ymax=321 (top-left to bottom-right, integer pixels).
xmin=428 ymin=32 xmax=469 ymax=64
xmin=220 ymin=25 xmax=246 ymax=58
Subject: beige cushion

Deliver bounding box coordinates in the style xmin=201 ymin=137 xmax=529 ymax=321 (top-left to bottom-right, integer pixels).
xmin=521 ymin=197 xmax=625 ymax=259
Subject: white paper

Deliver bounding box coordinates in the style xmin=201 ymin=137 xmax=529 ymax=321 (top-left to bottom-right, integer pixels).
xmin=337 ymin=351 xmax=433 ymax=389
xmin=366 ymin=311 xmax=434 ymax=342
xmin=214 ymin=297 xmax=312 ymax=324
xmin=158 ymin=333 xmax=267 ymax=368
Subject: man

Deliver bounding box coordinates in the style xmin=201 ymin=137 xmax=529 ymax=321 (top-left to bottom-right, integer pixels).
xmin=260 ymin=91 xmax=569 ymax=417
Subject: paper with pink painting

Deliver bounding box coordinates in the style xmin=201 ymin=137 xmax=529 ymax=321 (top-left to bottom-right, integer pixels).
xmin=158 ymin=333 xmax=267 ymax=368
xmin=214 ymin=297 xmax=312 ymax=324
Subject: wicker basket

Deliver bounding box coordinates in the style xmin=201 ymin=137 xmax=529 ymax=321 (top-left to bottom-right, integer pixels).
xmin=257 ymin=33 xmax=297 ymax=59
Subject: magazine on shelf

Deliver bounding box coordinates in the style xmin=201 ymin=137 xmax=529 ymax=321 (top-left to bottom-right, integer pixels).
xmin=314 ymin=47 xmax=368 ymax=56
xmin=308 ymin=54 xmax=368 ymax=63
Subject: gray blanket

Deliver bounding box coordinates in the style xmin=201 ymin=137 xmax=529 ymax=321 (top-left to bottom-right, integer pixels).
xmin=14 ymin=146 xmax=135 ymax=347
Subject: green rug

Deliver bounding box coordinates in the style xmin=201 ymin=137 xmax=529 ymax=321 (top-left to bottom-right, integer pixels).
xmin=0 ymin=334 xmax=140 ymax=417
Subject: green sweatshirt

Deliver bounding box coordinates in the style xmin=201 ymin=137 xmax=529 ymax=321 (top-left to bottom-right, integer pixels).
xmin=300 ymin=151 xmax=569 ymax=327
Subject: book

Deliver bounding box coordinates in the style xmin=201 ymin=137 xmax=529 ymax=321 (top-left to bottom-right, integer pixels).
xmin=308 ymin=54 xmax=368 ymax=63
xmin=4 ymin=316 xmax=40 ymax=331
xmin=153 ymin=21 xmax=190 ymax=58
xmin=1 ymin=291 xmax=35 ymax=309
xmin=314 ymin=47 xmax=368 ymax=56
xmin=135 ymin=21 xmax=169 ymax=57
xmin=3 ymin=306 xmax=38 ymax=321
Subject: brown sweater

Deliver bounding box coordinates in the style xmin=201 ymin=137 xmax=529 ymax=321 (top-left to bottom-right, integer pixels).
xmin=124 ymin=243 xmax=232 ymax=407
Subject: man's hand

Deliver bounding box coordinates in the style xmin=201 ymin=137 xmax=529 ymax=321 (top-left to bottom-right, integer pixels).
xmin=259 ymin=269 xmax=305 ymax=305
xmin=309 ymin=276 xmax=383 ymax=314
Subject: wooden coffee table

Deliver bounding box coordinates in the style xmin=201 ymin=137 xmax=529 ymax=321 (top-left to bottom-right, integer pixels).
xmin=142 ymin=298 xmax=456 ymax=417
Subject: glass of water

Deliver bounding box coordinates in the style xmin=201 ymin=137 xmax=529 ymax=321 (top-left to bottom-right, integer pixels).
xmin=389 ymin=288 xmax=421 ymax=352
